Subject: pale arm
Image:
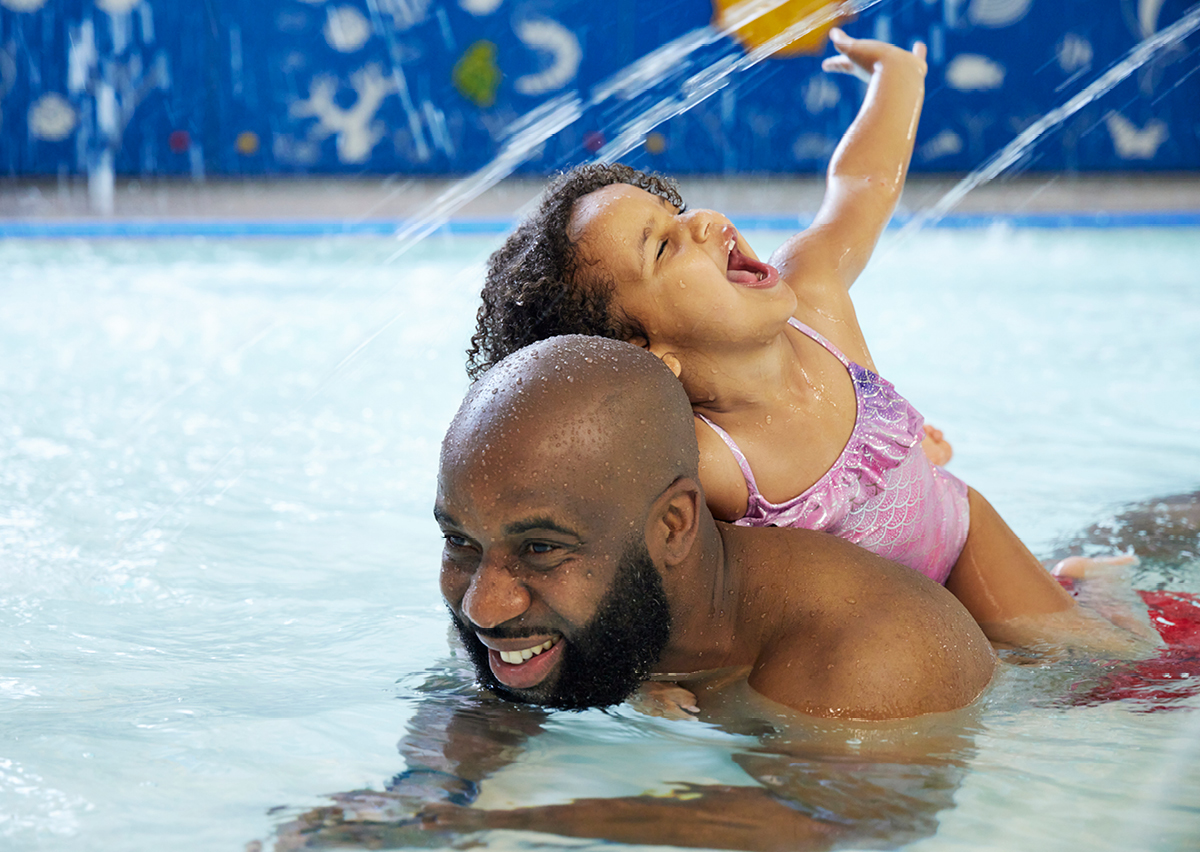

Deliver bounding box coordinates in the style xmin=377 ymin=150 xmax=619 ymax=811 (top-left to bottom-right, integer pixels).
xmin=773 ymin=29 xmax=927 ymax=295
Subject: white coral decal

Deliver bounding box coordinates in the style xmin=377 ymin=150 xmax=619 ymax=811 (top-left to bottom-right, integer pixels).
xmin=1105 ymin=113 xmax=1168 ymax=160
xmin=290 ymin=65 xmax=397 ymax=163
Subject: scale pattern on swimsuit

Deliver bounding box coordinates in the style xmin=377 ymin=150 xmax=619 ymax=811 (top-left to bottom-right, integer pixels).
xmin=706 ymin=318 xmax=970 ymax=585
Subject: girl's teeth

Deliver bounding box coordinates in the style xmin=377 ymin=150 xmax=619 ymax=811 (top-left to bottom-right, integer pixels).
xmin=499 ymin=637 xmax=557 ymax=665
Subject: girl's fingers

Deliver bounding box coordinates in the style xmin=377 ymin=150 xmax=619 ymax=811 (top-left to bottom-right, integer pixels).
xmin=823 ymin=55 xmax=871 ymax=82
xmin=821 ymin=56 xmax=855 ymax=74
xmin=825 ymin=28 xmax=925 ymax=79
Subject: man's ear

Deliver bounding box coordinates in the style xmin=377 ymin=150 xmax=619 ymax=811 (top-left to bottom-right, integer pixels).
xmin=645 ymin=477 xmax=701 ymax=568
xmin=646 ymin=342 xmax=682 ymax=378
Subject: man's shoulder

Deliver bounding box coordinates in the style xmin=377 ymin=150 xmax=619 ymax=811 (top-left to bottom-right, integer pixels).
xmin=722 ymin=526 xmax=996 ymax=720
xmin=748 ymin=598 xmax=994 ymax=719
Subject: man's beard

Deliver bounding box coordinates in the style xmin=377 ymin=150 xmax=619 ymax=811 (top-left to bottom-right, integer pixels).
xmin=450 ymin=539 xmax=671 ymax=710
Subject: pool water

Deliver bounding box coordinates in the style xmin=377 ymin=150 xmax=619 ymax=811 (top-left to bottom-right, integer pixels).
xmin=1 ymin=226 xmax=1198 ymax=851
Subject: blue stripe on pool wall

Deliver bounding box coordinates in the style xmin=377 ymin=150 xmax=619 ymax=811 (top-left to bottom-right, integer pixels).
xmin=1 ymin=211 xmax=1199 ymax=239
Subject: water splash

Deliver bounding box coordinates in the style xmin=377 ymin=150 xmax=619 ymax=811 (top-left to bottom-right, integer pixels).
xmin=386 ymin=93 xmax=584 ymax=258
xmin=598 ymin=1 xmax=870 ymax=163
xmin=897 ymin=2 xmax=1200 ymax=239
xmin=364 ymin=0 xmax=431 ymax=163
xmin=384 ymin=0 xmax=882 ymax=261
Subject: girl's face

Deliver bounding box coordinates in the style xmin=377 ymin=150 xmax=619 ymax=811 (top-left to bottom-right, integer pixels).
xmin=567 ymin=183 xmax=797 ymax=355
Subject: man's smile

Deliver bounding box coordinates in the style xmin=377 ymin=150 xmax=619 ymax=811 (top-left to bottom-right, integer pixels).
xmin=494 ymin=635 xmax=560 ymax=664
xmin=479 ymin=633 xmax=564 ymax=690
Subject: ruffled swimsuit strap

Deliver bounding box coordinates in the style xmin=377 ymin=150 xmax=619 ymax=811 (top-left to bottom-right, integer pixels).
xmin=694 ymin=412 xmax=764 ymax=500
xmin=787 ymin=316 xmax=852 ymax=369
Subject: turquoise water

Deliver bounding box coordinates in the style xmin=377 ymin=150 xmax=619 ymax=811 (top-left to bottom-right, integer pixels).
xmin=1 ymin=227 xmax=1198 ymax=850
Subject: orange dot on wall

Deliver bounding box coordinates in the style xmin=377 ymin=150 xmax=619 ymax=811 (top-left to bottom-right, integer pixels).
xmin=235 ymin=131 xmax=260 ymax=156
xmin=645 ymin=132 xmax=667 ymax=155
xmin=711 ymin=0 xmax=847 ymax=56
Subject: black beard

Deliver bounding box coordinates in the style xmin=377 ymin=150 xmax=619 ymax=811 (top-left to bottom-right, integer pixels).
xmin=450 ymin=539 xmax=671 ymax=710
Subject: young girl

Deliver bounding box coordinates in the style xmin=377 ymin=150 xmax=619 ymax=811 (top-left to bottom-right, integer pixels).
xmin=466 ymin=28 xmax=1159 ymax=672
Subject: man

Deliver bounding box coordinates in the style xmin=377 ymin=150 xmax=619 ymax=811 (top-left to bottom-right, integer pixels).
xmin=277 ymin=335 xmax=996 ymax=851
xmin=435 ymin=334 xmax=995 ymax=719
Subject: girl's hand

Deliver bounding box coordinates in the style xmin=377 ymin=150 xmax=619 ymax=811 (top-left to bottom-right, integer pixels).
xmin=626 ymin=680 xmax=700 ymax=720
xmin=921 ymin=424 xmax=953 ymax=466
xmin=821 ymin=27 xmax=926 ymax=83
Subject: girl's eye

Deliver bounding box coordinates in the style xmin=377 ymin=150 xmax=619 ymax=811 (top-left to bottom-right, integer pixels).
xmin=656 ymin=239 xmax=668 ymax=260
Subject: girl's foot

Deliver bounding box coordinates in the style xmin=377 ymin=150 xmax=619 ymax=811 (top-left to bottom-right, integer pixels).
xmin=1051 ymin=554 xmax=1161 ymax=646
xmin=1050 ymin=553 xmax=1138 ymax=579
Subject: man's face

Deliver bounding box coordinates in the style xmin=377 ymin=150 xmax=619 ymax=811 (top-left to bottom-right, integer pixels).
xmin=449 ymin=538 xmax=670 ymax=709
xmin=435 ymin=416 xmax=672 ymax=709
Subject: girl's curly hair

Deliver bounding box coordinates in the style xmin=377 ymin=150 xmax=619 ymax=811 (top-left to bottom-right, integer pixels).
xmin=465 ymin=162 xmax=684 ymax=381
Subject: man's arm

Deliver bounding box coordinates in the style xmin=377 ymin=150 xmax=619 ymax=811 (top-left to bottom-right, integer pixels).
xmin=414 ymin=701 xmax=977 ymax=851
xmin=273 ymin=686 xmax=547 ymax=849
xmin=420 ymin=785 xmax=842 ymax=852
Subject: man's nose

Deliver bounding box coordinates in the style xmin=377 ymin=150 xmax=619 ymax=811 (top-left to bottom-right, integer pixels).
xmin=460 ymin=554 xmax=531 ymax=630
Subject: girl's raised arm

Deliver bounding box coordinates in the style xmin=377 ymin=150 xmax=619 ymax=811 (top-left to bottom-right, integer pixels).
xmin=772 ymin=29 xmax=927 ymax=299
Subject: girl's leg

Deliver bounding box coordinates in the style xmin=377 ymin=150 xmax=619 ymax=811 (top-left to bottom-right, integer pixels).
xmin=945 ymin=488 xmax=1160 ymax=658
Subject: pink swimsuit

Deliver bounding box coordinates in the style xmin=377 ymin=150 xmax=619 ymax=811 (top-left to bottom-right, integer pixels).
xmin=698 ymin=318 xmax=970 ymax=585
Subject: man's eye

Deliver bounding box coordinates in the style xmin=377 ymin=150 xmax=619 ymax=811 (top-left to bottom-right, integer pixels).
xmin=656 ymin=239 xmax=668 ymax=260
xmin=526 ymin=541 xmax=558 ymax=555
xmin=443 ymin=533 xmax=470 ymax=548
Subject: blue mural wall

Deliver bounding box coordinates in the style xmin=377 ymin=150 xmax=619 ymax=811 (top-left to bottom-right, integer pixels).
xmin=1 ymin=0 xmax=1198 ymax=177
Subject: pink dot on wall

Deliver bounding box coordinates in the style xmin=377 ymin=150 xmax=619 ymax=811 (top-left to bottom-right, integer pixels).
xmin=168 ymin=130 xmax=191 ymax=153
xmin=583 ymin=131 xmax=605 ymax=153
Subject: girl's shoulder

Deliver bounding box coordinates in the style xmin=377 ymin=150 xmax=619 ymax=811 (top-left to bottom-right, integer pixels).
xmin=788 ymin=291 xmax=875 ymax=373
xmin=694 ymin=415 xmax=750 ymax=522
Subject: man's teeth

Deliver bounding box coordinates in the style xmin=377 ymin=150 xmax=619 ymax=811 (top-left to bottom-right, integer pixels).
xmin=499 ymin=637 xmax=558 ymax=665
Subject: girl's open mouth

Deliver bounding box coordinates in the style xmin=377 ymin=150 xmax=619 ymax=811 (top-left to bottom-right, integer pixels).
xmin=726 ymin=244 xmax=779 ymax=289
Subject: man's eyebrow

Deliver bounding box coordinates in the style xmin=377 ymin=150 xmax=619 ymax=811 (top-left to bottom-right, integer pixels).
xmin=504 ymin=516 xmax=581 ymax=538
xmin=433 ymin=507 xmax=457 ymax=527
